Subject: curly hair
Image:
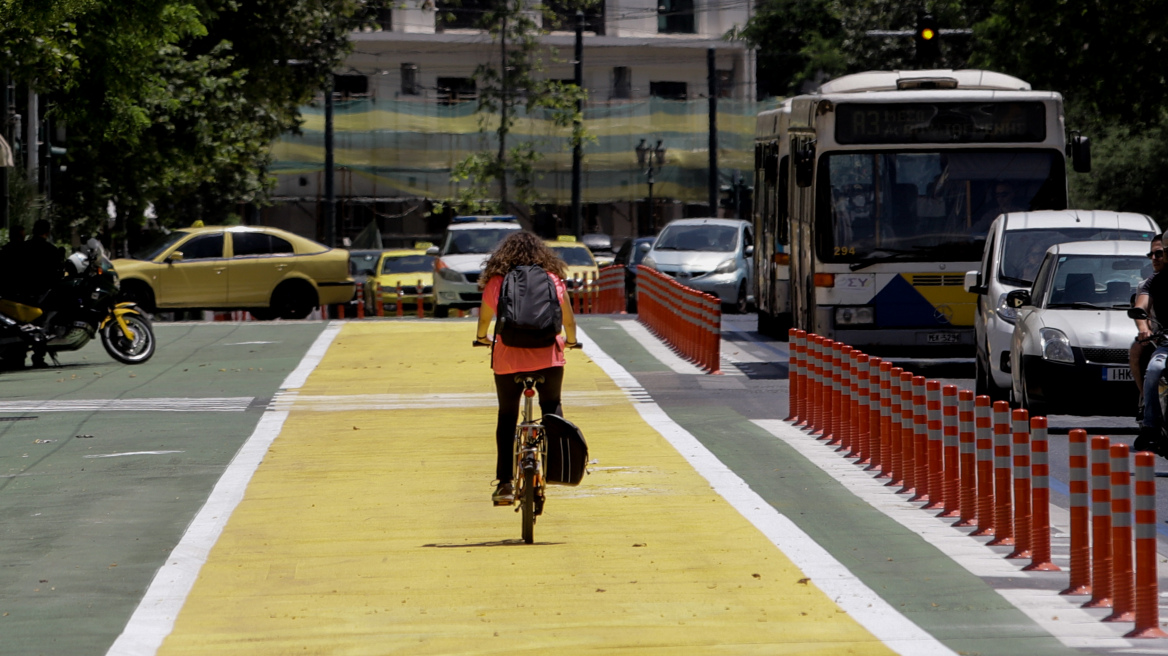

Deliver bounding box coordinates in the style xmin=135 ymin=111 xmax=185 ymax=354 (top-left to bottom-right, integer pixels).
xmin=479 ymin=231 xmax=567 ymax=289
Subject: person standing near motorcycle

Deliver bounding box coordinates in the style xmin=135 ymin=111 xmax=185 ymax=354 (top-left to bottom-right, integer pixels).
xmin=20 ymin=220 xmax=65 ymax=368
xmin=1131 ymin=233 xmax=1164 ymax=409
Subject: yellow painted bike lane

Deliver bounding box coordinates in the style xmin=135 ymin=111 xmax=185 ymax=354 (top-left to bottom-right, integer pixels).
xmin=157 ymin=322 xmax=898 ymax=655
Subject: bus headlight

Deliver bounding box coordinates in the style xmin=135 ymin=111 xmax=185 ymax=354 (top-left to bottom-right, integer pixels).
xmin=835 ymin=306 xmax=874 ymax=325
xmin=1039 ymin=327 xmax=1074 ymax=363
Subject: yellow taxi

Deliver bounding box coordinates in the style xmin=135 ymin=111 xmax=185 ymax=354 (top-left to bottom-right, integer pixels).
xmin=546 ymin=237 xmax=599 ymax=288
xmin=363 ymin=247 xmax=436 ymax=313
xmin=113 ymin=225 xmax=354 ymax=319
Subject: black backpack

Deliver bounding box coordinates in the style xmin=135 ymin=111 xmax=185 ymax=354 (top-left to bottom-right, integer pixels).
xmin=494 ymin=265 xmax=562 ymax=348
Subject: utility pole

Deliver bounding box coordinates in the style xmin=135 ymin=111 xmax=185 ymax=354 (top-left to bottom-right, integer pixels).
xmin=571 ymin=10 xmax=583 ymax=239
xmin=707 ymin=48 xmax=718 ymax=216
xmin=324 ymin=73 xmax=336 ymax=247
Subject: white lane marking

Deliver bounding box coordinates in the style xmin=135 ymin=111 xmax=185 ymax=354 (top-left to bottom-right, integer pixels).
xmin=614 ymin=319 xmax=704 ymax=374
xmin=752 ymin=419 xmax=1140 ymax=650
xmin=0 ymin=398 xmax=254 ymax=413
xmin=578 ymin=327 xmax=954 ymax=656
xmin=84 ymin=451 xmax=184 ymax=459
xmin=106 ymin=322 xmax=341 ymax=656
xmin=268 ymin=390 xmax=627 ymax=412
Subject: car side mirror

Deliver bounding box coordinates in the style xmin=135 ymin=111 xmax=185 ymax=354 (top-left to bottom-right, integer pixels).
xmin=1006 ymin=289 xmax=1032 ymax=309
xmin=167 ymin=251 xmax=184 ymax=263
xmin=426 ymin=246 xmax=439 ymax=256
xmin=744 ymin=245 xmax=754 ymax=257
xmin=638 ymin=242 xmax=651 ymax=252
xmin=1128 ymin=307 xmax=1149 ymax=321
xmin=963 ymin=270 xmax=986 ymax=295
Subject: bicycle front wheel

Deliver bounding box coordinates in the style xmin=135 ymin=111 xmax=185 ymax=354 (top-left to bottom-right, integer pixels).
xmin=521 ymin=466 xmax=536 ymax=544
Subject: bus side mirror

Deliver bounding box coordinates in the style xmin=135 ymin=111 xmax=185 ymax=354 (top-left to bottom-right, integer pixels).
xmin=1069 ymin=133 xmax=1091 ymax=173
xmin=794 ymin=144 xmax=815 ymax=188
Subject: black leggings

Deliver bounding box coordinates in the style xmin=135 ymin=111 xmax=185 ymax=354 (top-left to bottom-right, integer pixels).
xmin=493 ymin=366 xmax=564 ymax=482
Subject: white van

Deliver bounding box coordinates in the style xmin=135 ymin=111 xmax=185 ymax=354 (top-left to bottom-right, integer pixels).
xmin=964 ymin=210 xmax=1158 ymax=399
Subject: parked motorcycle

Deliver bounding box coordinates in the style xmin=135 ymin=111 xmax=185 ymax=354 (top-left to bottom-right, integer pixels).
xmin=0 ymin=238 xmax=155 ymax=368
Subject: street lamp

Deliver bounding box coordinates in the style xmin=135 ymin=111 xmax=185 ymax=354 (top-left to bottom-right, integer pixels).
xmin=635 ymin=139 xmax=666 ymax=236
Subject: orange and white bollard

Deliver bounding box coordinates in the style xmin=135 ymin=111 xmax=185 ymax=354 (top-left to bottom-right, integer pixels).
xmin=987 ymin=401 xmax=1014 ymax=547
xmin=1024 ymin=417 xmax=1059 ymax=571
xmin=852 ymin=353 xmax=871 ymax=463
xmin=972 ymin=395 xmax=996 ymax=537
xmin=864 ymin=357 xmax=884 ymax=472
xmin=876 ymin=361 xmax=894 ymax=479
xmin=1104 ymin=442 xmax=1134 ymax=622
xmin=356 ymin=284 xmax=366 ymax=319
xmin=375 ymin=283 xmax=385 ymax=317
xmin=938 ymin=385 xmax=961 ymax=518
xmin=396 ymin=284 xmax=404 ymax=318
xmin=907 ymin=375 xmax=928 ymax=502
xmin=1060 ymin=429 xmax=1091 ymax=595
xmin=794 ymin=330 xmax=809 ymax=426
xmin=807 ymin=336 xmax=823 ymax=434
xmin=835 ymin=346 xmax=855 ymax=452
xmin=921 ymin=380 xmax=944 ymax=510
xmin=416 ymin=279 xmax=425 ymax=318
xmin=1082 ymin=435 xmax=1113 ymax=609
xmin=787 ymin=328 xmax=801 ymax=423
xmin=1126 ymin=451 xmax=1168 ymax=638
xmin=955 ymin=390 xmax=978 ymax=527
xmin=827 ymin=342 xmax=845 ymax=445
xmin=1006 ymin=408 xmax=1032 ymax=560
xmin=886 ymin=367 xmax=906 ymax=488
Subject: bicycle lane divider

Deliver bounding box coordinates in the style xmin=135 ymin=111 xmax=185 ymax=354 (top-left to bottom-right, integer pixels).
xmin=147 ymin=321 xmax=917 ymax=655
xmin=105 ymin=321 xmax=345 ymax=656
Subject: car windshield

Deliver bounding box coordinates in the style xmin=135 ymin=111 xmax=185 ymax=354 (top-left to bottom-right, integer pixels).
xmin=441 ymin=228 xmax=518 ymax=255
xmin=819 ymin=150 xmax=1065 ymax=264
xmin=382 ymin=254 xmax=435 ymax=274
xmin=654 ymin=226 xmax=738 ymax=252
xmin=129 ymin=231 xmax=189 ymax=261
xmin=1000 ymin=228 xmax=1155 ymax=286
xmin=1040 ymin=254 xmax=1148 ymax=309
xmin=350 ymin=252 xmax=379 ymax=275
xmin=550 ymin=246 xmax=595 ymax=266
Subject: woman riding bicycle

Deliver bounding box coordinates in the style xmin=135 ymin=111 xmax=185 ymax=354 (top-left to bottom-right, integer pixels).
xmin=473 ymin=231 xmax=578 ymax=505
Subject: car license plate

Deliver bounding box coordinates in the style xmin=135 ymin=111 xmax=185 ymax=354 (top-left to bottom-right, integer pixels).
xmin=927 ymin=332 xmax=960 ymax=344
xmin=1104 ymin=367 xmax=1134 ymax=382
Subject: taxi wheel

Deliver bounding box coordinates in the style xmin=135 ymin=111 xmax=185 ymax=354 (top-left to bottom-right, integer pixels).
xmin=434 ymin=304 xmax=450 ymax=318
xmin=271 ymin=282 xmax=317 ymax=320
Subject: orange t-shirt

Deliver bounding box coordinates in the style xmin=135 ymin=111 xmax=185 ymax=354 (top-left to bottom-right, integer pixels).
xmin=483 ymin=273 xmax=566 ymax=375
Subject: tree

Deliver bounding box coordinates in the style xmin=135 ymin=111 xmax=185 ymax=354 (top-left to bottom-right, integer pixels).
xmin=446 ymin=0 xmax=589 ymax=216
xmin=726 ymin=0 xmax=845 ymax=99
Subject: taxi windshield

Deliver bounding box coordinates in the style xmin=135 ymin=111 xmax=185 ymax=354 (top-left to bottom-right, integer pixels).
xmin=550 ymin=246 xmax=596 ymax=266
xmin=382 ymin=254 xmax=435 ymax=274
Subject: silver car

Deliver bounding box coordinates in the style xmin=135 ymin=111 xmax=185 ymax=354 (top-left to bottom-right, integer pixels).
xmin=1007 ymin=240 xmax=1148 ymax=417
xmin=641 ymin=218 xmax=755 ymax=313
xmin=428 ymin=216 xmax=522 ymax=318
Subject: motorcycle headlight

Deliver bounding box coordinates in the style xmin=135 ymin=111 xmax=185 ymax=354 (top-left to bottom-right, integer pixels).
xmin=641 ymin=256 xmax=657 ymax=270
xmin=712 ymin=258 xmax=737 ymax=274
xmin=437 ymin=267 xmax=464 ymax=282
xmin=995 ymin=293 xmax=1019 ymax=324
xmin=1039 ymin=327 xmax=1074 ymax=364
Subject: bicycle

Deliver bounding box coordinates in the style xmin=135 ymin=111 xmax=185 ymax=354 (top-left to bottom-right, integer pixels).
xmin=474 ymin=338 xmax=582 ymax=543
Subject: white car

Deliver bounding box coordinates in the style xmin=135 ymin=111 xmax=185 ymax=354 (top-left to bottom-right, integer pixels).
xmin=1007 ymin=240 xmax=1148 ymax=417
xmin=965 ymin=210 xmax=1157 ymax=400
xmin=428 ymin=216 xmax=522 ymax=318
xmin=641 ymin=218 xmax=755 ymax=313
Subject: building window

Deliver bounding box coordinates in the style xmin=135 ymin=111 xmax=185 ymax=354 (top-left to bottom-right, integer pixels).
xmin=612 ymin=66 xmax=631 ymax=99
xmin=436 ymin=0 xmax=494 ymax=31
xmin=543 ymin=0 xmax=605 ymax=35
xmin=437 ymin=77 xmax=477 ymax=105
xmin=716 ymin=69 xmax=734 ymax=98
xmin=658 ymin=0 xmax=694 ymax=34
xmin=333 ymin=74 xmax=370 ymax=99
xmin=402 ymin=63 xmax=420 ymax=96
xmin=649 ymin=81 xmax=687 ymax=100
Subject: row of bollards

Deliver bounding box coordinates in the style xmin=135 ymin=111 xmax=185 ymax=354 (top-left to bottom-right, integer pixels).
xmin=786 ymin=328 xmax=1166 ymax=639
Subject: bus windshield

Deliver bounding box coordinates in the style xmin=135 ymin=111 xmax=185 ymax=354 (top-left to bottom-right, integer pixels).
xmin=819 ymin=150 xmax=1065 ymax=264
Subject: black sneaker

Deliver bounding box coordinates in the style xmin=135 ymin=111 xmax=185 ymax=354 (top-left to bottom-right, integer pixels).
xmin=1134 ymin=426 xmax=1161 ymax=454
xmin=492 ymin=481 xmax=514 ymax=506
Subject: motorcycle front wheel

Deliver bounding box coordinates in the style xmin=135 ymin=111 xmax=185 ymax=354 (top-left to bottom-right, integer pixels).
xmin=101 ymin=313 xmax=156 ymax=364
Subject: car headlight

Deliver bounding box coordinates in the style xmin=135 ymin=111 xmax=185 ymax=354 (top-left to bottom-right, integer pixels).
xmin=995 ymin=293 xmax=1019 ymax=324
xmin=1039 ymin=327 xmax=1074 ymax=364
xmin=437 ymin=267 xmax=464 ymax=282
xmin=641 ymin=256 xmax=657 ymax=270
xmin=835 ymin=306 xmax=874 ymax=325
xmin=712 ymin=258 xmax=737 ymax=274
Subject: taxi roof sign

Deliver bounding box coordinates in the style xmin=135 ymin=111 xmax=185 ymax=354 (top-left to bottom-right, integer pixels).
xmin=413 ymin=241 xmax=434 ymax=250
xmin=555 ymin=235 xmax=577 ymax=242
xmin=452 ymin=215 xmax=517 ymax=223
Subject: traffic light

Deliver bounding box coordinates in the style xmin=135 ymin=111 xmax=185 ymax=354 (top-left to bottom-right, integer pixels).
xmin=915 ymin=14 xmax=940 ymax=66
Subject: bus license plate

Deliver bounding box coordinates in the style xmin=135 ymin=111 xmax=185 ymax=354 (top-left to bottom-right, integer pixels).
xmin=1104 ymin=367 xmax=1133 ymax=382
xmin=927 ymin=333 xmax=959 ymax=344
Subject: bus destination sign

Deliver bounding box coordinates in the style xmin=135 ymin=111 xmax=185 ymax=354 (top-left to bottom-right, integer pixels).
xmin=835 ymin=102 xmax=1046 ymax=145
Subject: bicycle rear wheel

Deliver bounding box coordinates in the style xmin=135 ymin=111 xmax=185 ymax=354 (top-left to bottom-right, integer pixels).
xmin=521 ymin=466 xmax=536 ymax=544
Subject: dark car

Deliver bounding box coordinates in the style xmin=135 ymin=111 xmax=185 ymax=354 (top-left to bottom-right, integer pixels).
xmin=613 ymin=236 xmax=655 ymax=312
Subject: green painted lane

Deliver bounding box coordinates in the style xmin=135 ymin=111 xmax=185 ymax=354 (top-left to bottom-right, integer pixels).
xmin=0 ymin=322 xmax=327 ymax=656
xmin=579 ymin=317 xmax=1081 ymax=656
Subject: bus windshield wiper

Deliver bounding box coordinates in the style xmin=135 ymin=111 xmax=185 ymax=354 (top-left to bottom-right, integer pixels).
xmin=848 ymin=248 xmax=919 ymax=271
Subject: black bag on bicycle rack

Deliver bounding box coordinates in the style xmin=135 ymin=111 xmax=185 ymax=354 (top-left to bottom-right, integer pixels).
xmin=541 ymin=414 xmax=588 ymax=486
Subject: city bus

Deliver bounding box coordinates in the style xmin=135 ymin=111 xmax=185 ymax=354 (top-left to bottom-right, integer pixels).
xmin=752 ymin=69 xmax=1090 ymax=353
